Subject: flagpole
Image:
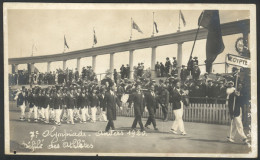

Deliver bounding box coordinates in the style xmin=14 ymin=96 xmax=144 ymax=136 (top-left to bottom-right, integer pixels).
xmin=178 ymin=10 xmax=180 ymax=32
xmin=130 ymin=17 xmax=132 ymax=41
xmin=189 ymin=11 xmax=205 ymax=59
xmin=92 ymin=28 xmax=95 ymax=48
xmin=31 ymin=44 xmax=34 ymax=57
xmin=152 ymin=12 xmax=155 ymax=37
xmin=63 ymin=35 xmax=66 ymax=53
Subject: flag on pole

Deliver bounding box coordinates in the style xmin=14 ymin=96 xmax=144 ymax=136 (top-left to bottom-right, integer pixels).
xmin=154 ymin=21 xmax=159 ymax=33
xmin=180 ymin=10 xmax=186 ymax=26
xmin=93 ymin=29 xmax=97 ymax=45
xmin=198 ymin=10 xmax=225 ymax=72
xmin=132 ymin=21 xmax=143 ymax=33
xmin=64 ymin=35 xmax=69 ymax=49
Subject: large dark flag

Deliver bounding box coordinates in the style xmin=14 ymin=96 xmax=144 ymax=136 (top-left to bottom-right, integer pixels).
xmin=198 ymin=10 xmax=225 ymax=72
xmin=64 ymin=35 xmax=69 ymax=49
xmin=132 ymin=21 xmax=143 ymax=33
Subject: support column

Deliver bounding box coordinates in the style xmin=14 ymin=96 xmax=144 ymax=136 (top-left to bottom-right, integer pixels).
xmin=63 ymin=60 xmax=67 ymax=70
xmin=92 ymin=55 xmax=96 ymax=72
xmin=77 ymin=58 xmax=81 ymax=72
xmin=12 ymin=64 xmax=18 ymax=73
xmin=129 ymin=50 xmax=134 ymax=79
xmin=151 ymin=46 xmax=157 ymax=78
xmin=177 ymin=42 xmax=183 ymax=78
xmin=47 ymin=62 xmax=51 ymax=73
xmin=110 ymin=53 xmax=114 ymax=74
xmin=30 ymin=63 xmax=35 ymax=73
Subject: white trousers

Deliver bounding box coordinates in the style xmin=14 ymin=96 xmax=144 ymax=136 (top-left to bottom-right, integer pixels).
xmin=99 ymin=110 xmax=107 ymax=121
xmin=171 ymin=101 xmax=186 ymax=133
xmin=91 ymin=107 xmax=97 ymax=122
xmin=44 ymin=106 xmax=49 ymax=122
xmin=68 ymin=109 xmax=74 ymax=123
xmin=55 ymin=109 xmax=62 ymax=123
xmin=40 ymin=108 xmax=45 ymax=119
xmin=81 ymin=107 xmax=90 ymax=121
xmin=19 ymin=103 xmax=26 ymax=118
xmin=28 ymin=106 xmax=38 ymax=119
xmin=229 ymin=108 xmax=247 ymax=140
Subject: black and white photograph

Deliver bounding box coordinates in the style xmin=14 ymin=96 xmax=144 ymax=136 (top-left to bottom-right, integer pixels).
xmin=3 ymin=3 xmax=257 ymax=157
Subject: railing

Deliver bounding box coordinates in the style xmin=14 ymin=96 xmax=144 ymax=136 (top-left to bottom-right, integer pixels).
xmin=116 ymin=98 xmax=251 ymax=126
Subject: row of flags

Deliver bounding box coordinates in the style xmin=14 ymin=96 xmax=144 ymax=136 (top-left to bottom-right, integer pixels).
xmin=64 ymin=28 xmax=98 ymax=52
xmin=63 ymin=11 xmax=187 ymax=50
xmin=131 ymin=10 xmax=186 ymax=37
xmin=61 ymin=9 xmax=225 ymax=73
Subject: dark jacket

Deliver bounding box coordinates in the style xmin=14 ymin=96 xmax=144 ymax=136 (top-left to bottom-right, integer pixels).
xmin=104 ymin=91 xmax=120 ymax=120
xmin=128 ymin=91 xmax=146 ymax=117
xmin=145 ymin=91 xmax=157 ymax=115
xmin=171 ymin=88 xmax=182 ymax=110
xmin=17 ymin=92 xmax=25 ymax=106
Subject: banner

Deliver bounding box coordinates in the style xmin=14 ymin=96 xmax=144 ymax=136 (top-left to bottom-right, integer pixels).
xmin=226 ymin=54 xmax=250 ymax=68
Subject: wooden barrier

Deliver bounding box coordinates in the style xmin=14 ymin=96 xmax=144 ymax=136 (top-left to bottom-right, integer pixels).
xmin=118 ymin=102 xmax=232 ymax=125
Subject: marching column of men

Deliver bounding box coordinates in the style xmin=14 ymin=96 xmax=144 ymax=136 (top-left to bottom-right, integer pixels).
xmin=14 ymin=68 xmax=250 ymax=144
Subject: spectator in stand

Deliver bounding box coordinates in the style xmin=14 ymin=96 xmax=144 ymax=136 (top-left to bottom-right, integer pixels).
xmin=113 ymin=69 xmax=118 ymax=84
xmin=160 ymin=62 xmax=165 ymax=77
xmin=120 ymin=65 xmax=125 ymax=79
xmin=75 ymin=68 xmax=79 ymax=81
xmin=137 ymin=63 xmax=142 ymax=77
xmin=126 ymin=64 xmax=130 ymax=79
xmin=155 ymin=62 xmax=160 ymax=77
xmin=180 ymin=65 xmax=188 ymax=82
xmin=191 ymin=64 xmax=201 ymax=80
xmin=140 ymin=63 xmax=144 ymax=77
xmin=172 ymin=57 xmax=177 ymax=68
xmin=171 ymin=65 xmax=178 ymax=77
xmin=165 ymin=57 xmax=171 ymax=75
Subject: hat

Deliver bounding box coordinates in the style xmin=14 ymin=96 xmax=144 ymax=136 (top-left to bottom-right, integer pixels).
xmin=166 ymin=57 xmax=169 ymax=60
xmin=173 ymin=57 xmax=176 ymax=59
xmin=193 ymin=56 xmax=198 ymax=59
xmin=181 ymin=65 xmax=185 ymax=67
xmin=204 ymin=72 xmax=208 ymax=75
xmin=228 ymin=81 xmax=234 ymax=85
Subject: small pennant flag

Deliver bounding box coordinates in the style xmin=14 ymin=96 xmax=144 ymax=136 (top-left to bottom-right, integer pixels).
xmin=64 ymin=35 xmax=69 ymax=49
xmin=180 ymin=10 xmax=186 ymax=26
xmin=132 ymin=21 xmax=143 ymax=33
xmin=154 ymin=21 xmax=159 ymax=33
xmin=93 ymin=29 xmax=97 ymax=45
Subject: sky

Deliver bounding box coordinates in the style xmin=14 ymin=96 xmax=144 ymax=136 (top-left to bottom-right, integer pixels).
xmin=6 ymin=5 xmax=250 ymax=76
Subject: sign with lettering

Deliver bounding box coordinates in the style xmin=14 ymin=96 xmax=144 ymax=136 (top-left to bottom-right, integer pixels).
xmin=226 ymin=54 xmax=250 ymax=68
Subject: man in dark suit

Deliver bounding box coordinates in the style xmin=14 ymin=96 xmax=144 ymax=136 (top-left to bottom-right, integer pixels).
xmin=128 ymin=84 xmax=146 ymax=132
xmin=144 ymin=85 xmax=159 ymax=130
xmin=104 ymin=84 xmax=121 ymax=132
xmin=159 ymin=84 xmax=169 ymax=121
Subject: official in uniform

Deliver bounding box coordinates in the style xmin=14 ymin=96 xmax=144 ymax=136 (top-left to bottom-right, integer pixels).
xmin=128 ymin=84 xmax=146 ymax=132
xmin=104 ymin=84 xmax=121 ymax=132
xmin=144 ymin=85 xmax=159 ymax=130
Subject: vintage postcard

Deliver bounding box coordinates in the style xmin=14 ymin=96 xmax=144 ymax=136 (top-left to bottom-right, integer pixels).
xmin=3 ymin=3 xmax=257 ymax=158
